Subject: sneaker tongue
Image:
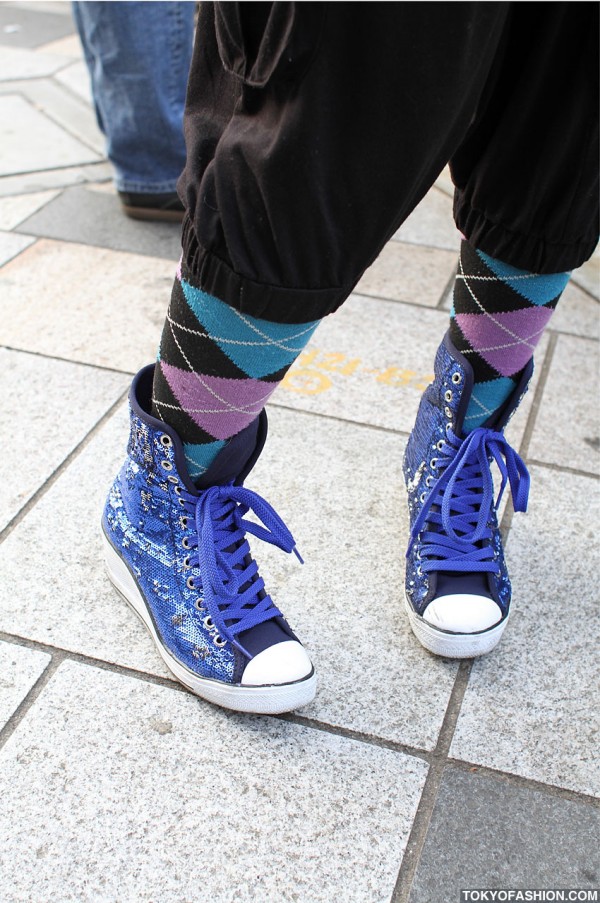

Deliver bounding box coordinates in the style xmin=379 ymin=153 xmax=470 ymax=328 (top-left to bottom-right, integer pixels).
xmin=238 ymin=619 xmax=291 ymax=658
xmin=435 ymin=571 xmax=492 ymax=599
xmin=195 ymin=417 xmax=261 ymax=489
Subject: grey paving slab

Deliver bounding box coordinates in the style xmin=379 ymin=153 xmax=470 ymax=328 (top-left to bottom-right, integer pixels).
xmin=17 ymin=184 xmax=183 ymax=259
xmin=551 ymin=280 xmax=600 ymax=340
xmin=0 ymin=94 xmax=99 ymax=176
xmin=0 ymin=396 xmax=459 ymax=749
xmin=279 ymin=294 xmax=444 ymax=432
xmin=0 ymin=228 xmax=34 ymax=264
xmin=0 ymin=188 xmax=58 ymax=229
xmin=0 ymin=44 xmax=69 ymax=80
xmin=0 ymin=660 xmax=428 ymax=903
xmin=0 ymin=3 xmax=73 ymax=49
xmin=572 ymin=244 xmax=600 ymax=300
xmin=0 ymin=238 xmax=176 ymax=372
xmin=0 ymin=348 xmax=127 ymax=530
xmin=393 ymin=187 xmax=460 ymax=253
xmin=0 ymin=76 xmax=104 ymax=154
xmin=451 ymin=466 xmax=600 ymax=796
xmin=409 ymin=767 xmax=600 ymax=903
xmin=0 ymin=402 xmax=170 ymax=677
xmin=528 ymin=334 xmax=599 ymax=475
xmin=53 ymin=58 xmax=92 ymax=105
xmin=38 ymin=33 xmax=82 ymax=59
xmin=0 ymin=160 xmax=111 ymax=196
xmin=435 ymin=166 xmax=454 ymax=197
xmin=0 ymin=641 xmax=50 ymax=730
xmin=356 ymin=240 xmax=456 ymax=307
xmin=278 ymin=294 xmax=547 ymax=445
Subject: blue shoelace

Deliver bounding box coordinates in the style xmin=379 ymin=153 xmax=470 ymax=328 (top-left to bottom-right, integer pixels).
xmin=408 ymin=426 xmax=530 ymax=574
xmin=180 ymin=484 xmax=302 ymax=648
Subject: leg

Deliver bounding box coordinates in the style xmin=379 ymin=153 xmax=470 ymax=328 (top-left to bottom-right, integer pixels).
xmin=404 ymin=3 xmax=598 ymax=657
xmin=102 ymin=3 xmax=597 ymax=712
xmin=72 ymin=1 xmax=194 ymax=218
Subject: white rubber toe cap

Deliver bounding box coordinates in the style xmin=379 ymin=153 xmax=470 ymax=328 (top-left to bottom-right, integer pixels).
xmin=241 ymin=640 xmax=313 ymax=687
xmin=423 ymin=594 xmax=503 ymax=633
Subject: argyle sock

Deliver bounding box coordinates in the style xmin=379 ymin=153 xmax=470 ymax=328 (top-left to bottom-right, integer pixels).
xmin=450 ymin=240 xmax=570 ymax=432
xmin=151 ymin=271 xmax=320 ymax=481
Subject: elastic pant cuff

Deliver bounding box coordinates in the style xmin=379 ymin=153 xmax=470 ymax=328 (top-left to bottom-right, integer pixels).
xmin=454 ymin=191 xmax=598 ymax=274
xmin=180 ymin=217 xmax=349 ymax=324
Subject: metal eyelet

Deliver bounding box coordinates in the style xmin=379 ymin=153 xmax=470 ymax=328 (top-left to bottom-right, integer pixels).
xmin=183 ymin=555 xmax=191 ymax=569
xmin=180 ymin=516 xmax=189 ymax=528
xmin=160 ymin=434 xmax=173 ymax=447
xmin=446 ymin=423 xmax=453 ymax=435
xmin=419 ymin=492 xmax=426 ymax=503
xmin=437 ymin=440 xmax=444 ymax=451
xmin=167 ymin=475 xmax=178 ymax=484
xmin=182 ymin=537 xmax=191 ymax=549
xmin=452 ymin=372 xmax=462 ymax=385
xmin=178 ymin=498 xmax=186 ymax=508
xmin=160 ymin=460 xmax=172 ymax=471
xmin=425 ymin=476 xmax=433 ymax=487
xmin=417 ymin=566 xmax=423 ymax=576
xmin=194 ymin=598 xmax=205 ymax=612
xmin=430 ymin=458 xmax=437 ymax=469
xmin=186 ymin=575 xmax=195 ymax=590
xmin=444 ymin=390 xmax=453 ymax=403
xmin=203 ymin=615 xmax=214 ymax=630
xmin=445 ymin=407 xmax=452 ymax=418
xmin=174 ymin=485 xmax=182 ymax=495
xmin=213 ymin=635 xmax=226 ymax=648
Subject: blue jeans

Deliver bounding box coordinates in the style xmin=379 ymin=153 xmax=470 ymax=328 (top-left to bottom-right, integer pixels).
xmin=72 ymin=1 xmax=195 ymax=194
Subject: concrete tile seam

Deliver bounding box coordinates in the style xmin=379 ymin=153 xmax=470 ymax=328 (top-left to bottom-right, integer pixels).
xmin=269 ymin=397 xmax=413 ymax=437
xmin=391 ymin=660 xmax=474 ymax=903
xmin=352 ymin=288 xmax=451 ymax=309
xmin=0 ymin=343 xmax=136 ymax=378
xmin=1 ymin=634 xmax=597 ymax=809
xmin=10 ymin=223 xmax=178 ymax=263
xmin=282 ymin=712 xmax=432 ymax=763
xmin=570 ymin=278 xmax=600 ymax=304
xmin=0 ymin=650 xmax=60 ymax=753
xmin=0 ymin=161 xmax=111 ymax=196
xmin=495 ymin=329 xmax=554 ymax=547
xmin=37 ymin=75 xmax=105 ymax=154
xmin=446 ymin=758 xmax=600 ymax=808
xmin=514 ymin=331 xmax=558 ymax=467
xmin=0 ymin=628 xmax=434 ymax=762
xmin=546 ymin=326 xmax=600 ymax=345
xmin=525 ymin=458 xmax=600 ymax=480
xmin=499 ymin=333 xmax=599 ymax=531
xmin=0 ymin=233 xmax=37 ymax=266
xmin=436 ymin=268 xmax=457 ymax=309
xmin=0 ymin=156 xmax=104 ymax=183
xmin=0 ymin=57 xmax=75 ymax=83
xmin=0 ymin=387 xmax=128 ymax=544
xmin=0 ymin=93 xmax=101 ymax=174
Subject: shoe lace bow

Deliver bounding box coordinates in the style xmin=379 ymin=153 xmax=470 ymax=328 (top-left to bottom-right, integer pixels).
xmin=181 ymin=484 xmax=302 ymax=643
xmin=408 ymin=427 xmax=530 ymax=573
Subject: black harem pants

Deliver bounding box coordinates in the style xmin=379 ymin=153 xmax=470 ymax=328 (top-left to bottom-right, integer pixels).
xmin=177 ymin=2 xmax=599 ymax=324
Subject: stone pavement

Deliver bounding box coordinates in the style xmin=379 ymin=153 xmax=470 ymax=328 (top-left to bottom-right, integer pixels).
xmin=0 ymin=3 xmax=599 ymax=902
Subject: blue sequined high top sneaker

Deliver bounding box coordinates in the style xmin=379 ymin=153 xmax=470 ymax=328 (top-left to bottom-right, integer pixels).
xmin=102 ymin=365 xmax=316 ymax=713
xmin=403 ymin=333 xmax=531 ymax=658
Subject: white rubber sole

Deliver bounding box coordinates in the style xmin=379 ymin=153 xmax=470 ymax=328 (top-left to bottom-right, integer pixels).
xmin=404 ymin=596 xmax=508 ymax=658
xmin=103 ymin=534 xmax=317 ymax=714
